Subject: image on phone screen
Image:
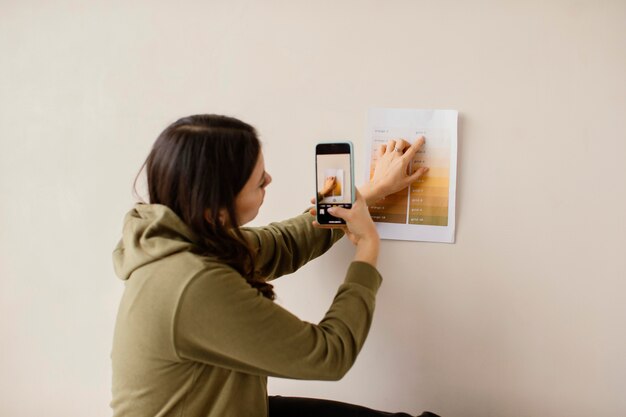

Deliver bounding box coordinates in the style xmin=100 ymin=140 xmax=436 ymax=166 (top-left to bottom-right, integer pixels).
xmin=315 ymin=142 xmax=354 ymax=225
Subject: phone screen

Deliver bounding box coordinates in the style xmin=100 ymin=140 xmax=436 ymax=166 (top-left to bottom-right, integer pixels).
xmin=315 ymin=142 xmax=354 ymax=225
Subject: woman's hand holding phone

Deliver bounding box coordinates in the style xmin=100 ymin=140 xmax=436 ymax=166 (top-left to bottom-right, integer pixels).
xmin=311 ymin=190 xmax=379 ymax=267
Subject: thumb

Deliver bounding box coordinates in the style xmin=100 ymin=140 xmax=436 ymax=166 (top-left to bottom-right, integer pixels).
xmin=408 ymin=166 xmax=429 ymax=183
xmin=327 ymin=205 xmax=350 ymax=219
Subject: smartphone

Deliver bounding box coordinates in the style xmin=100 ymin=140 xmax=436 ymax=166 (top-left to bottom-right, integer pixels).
xmin=315 ymin=141 xmax=355 ymax=226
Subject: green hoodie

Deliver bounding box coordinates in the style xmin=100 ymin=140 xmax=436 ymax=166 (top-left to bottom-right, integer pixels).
xmin=111 ymin=203 xmax=382 ymax=417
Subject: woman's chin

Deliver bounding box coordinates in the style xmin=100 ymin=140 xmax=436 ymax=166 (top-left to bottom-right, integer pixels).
xmin=240 ymin=210 xmax=260 ymax=226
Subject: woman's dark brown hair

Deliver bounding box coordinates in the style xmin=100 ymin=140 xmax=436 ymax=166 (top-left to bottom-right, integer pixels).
xmin=140 ymin=114 xmax=274 ymax=299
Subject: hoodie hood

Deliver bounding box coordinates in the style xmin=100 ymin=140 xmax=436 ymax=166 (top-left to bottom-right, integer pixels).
xmin=113 ymin=204 xmax=201 ymax=281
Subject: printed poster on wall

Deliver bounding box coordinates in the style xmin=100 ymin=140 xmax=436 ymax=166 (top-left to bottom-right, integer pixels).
xmin=365 ymin=108 xmax=458 ymax=243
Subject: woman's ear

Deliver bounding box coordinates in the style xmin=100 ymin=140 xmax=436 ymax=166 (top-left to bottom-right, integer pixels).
xmin=204 ymin=208 xmax=228 ymax=227
xmin=218 ymin=209 xmax=228 ymax=226
xmin=203 ymin=208 xmax=210 ymax=222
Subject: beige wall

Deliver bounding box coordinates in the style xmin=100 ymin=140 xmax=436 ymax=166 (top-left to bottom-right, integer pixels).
xmin=1 ymin=1 xmax=624 ymax=416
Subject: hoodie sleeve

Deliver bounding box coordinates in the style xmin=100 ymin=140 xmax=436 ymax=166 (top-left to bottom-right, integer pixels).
xmin=241 ymin=212 xmax=344 ymax=280
xmin=174 ymin=261 xmax=382 ymax=380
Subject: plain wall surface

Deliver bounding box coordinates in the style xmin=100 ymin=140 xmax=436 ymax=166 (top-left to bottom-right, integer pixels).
xmin=1 ymin=1 xmax=625 ymax=416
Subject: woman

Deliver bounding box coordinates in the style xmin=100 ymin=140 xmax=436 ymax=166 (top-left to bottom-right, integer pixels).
xmin=111 ymin=114 xmax=436 ymax=417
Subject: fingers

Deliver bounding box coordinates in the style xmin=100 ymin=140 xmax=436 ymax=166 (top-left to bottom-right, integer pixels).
xmin=385 ymin=139 xmax=396 ymax=154
xmin=402 ymin=136 xmax=426 ymax=161
xmin=328 ymin=189 xmax=364 ymax=220
xmin=327 ymin=205 xmax=349 ymax=220
xmin=394 ymin=138 xmax=409 ymax=153
xmin=311 ymin=218 xmax=325 ymax=228
xmin=384 ymin=138 xmax=411 ymax=156
xmin=408 ymin=166 xmax=429 ymax=183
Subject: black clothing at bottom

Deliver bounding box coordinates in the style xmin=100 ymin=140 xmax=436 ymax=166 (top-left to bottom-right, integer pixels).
xmin=268 ymin=396 xmax=440 ymax=417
